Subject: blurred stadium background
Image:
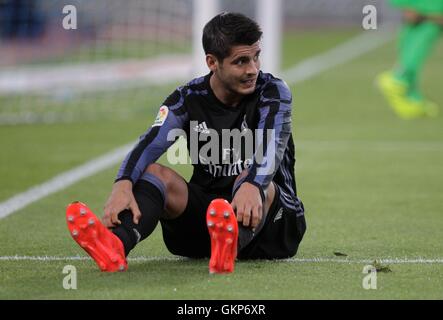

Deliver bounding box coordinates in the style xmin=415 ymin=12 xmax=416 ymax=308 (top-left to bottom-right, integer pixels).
xmin=0 ymin=0 xmax=396 ymax=125
xmin=1 ymin=1 xmax=442 ymax=299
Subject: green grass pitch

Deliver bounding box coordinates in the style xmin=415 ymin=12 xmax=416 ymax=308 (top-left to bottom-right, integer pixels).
xmin=0 ymin=29 xmax=442 ymax=299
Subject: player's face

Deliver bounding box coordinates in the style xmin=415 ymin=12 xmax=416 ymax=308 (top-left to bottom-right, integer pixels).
xmin=212 ymin=42 xmax=261 ymax=99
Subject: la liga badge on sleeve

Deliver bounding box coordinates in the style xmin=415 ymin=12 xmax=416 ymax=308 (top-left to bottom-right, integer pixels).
xmin=152 ymin=105 xmax=169 ymax=127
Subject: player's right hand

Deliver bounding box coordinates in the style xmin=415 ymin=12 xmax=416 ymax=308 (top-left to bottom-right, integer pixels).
xmin=102 ymin=180 xmax=142 ymax=228
xmin=231 ymin=182 xmax=263 ymax=229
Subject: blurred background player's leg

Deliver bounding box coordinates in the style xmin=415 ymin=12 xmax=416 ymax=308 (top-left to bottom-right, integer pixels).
xmin=377 ymin=0 xmax=442 ymax=119
xmin=395 ymin=19 xmax=440 ymax=110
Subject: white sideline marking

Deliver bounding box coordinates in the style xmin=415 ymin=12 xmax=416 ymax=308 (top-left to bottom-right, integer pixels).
xmin=0 ymin=255 xmax=183 ymax=262
xmin=282 ymin=257 xmax=443 ymax=264
xmin=282 ymin=27 xmax=394 ymax=85
xmin=3 ymin=138 xmax=438 ymax=219
xmin=0 ymin=55 xmax=191 ymax=95
xmin=0 ymin=142 xmax=135 ymax=219
xmin=0 ymin=31 xmax=394 ymax=220
xmin=0 ymin=255 xmax=442 ymax=264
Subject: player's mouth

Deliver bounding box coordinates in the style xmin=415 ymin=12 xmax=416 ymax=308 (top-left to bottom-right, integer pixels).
xmin=240 ymin=78 xmax=256 ymax=88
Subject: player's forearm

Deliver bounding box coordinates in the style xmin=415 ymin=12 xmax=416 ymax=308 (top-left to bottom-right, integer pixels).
xmin=116 ymin=145 xmax=165 ymax=184
xmin=115 ymin=142 xmax=150 ymax=184
xmin=112 ymin=179 xmax=133 ymax=191
xmin=244 ymin=123 xmax=291 ymax=193
xmin=249 ymin=97 xmax=292 ymax=186
xmin=116 ymin=87 xmax=188 ymax=184
xmin=115 ymin=128 xmax=169 ymax=184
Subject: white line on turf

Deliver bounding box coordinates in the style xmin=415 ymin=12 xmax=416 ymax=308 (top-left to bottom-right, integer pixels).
xmin=0 ymin=142 xmax=135 ymax=219
xmin=0 ymin=30 xmax=394 ymax=220
xmin=282 ymin=26 xmax=394 ymax=85
xmin=0 ymin=255 xmax=183 ymax=262
xmin=3 ymin=139 xmax=439 ymax=220
xmin=0 ymin=55 xmax=191 ymax=95
xmin=1 ymin=255 xmax=442 ymax=264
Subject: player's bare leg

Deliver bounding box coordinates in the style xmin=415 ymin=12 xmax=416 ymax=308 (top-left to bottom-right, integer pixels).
xmin=144 ymin=163 xmax=188 ymax=220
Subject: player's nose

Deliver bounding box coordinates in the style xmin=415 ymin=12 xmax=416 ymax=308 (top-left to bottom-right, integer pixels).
xmin=246 ymin=60 xmax=259 ymax=76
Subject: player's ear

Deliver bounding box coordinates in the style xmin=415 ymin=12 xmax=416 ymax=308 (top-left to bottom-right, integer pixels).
xmin=206 ymin=54 xmax=218 ymax=72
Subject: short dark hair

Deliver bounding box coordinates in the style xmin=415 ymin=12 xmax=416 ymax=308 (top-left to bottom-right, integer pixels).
xmin=202 ymin=12 xmax=263 ymax=61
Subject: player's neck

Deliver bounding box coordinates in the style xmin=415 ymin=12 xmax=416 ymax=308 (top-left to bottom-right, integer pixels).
xmin=210 ymin=74 xmax=243 ymax=107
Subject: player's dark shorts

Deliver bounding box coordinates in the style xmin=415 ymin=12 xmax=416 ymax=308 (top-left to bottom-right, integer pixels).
xmin=159 ymin=182 xmax=306 ymax=260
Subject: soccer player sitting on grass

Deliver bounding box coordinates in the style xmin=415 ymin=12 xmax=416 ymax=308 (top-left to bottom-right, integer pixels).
xmin=66 ymin=12 xmax=306 ymax=273
xmin=377 ymin=0 xmax=442 ymax=119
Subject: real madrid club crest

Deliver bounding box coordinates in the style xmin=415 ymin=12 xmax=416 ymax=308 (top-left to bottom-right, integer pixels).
xmin=241 ymin=114 xmax=248 ymax=132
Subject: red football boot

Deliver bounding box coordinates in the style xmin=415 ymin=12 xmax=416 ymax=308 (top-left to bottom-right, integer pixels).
xmin=66 ymin=201 xmax=127 ymax=272
xmin=206 ymin=199 xmax=238 ymax=274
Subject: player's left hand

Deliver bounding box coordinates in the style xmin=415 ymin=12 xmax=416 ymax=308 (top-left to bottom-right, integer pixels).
xmin=231 ymin=182 xmax=263 ymax=228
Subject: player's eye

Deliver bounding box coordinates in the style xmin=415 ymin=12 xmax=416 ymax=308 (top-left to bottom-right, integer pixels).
xmin=235 ymin=57 xmax=250 ymax=66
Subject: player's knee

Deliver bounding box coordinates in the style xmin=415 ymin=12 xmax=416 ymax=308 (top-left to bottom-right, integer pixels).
xmin=263 ymin=182 xmax=276 ymax=213
xmin=145 ymin=163 xmax=177 ymax=193
xmin=145 ymin=163 xmax=163 ymax=176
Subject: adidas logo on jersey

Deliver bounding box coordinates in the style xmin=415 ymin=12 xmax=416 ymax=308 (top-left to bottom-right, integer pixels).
xmin=193 ymin=121 xmax=211 ymax=134
xmin=273 ymin=208 xmax=283 ymax=222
